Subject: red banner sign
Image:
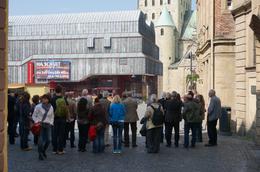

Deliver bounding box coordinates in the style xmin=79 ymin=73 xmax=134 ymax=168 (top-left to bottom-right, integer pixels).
xmin=27 ymin=61 xmax=34 ymax=84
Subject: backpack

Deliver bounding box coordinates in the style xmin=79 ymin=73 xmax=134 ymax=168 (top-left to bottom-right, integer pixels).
xmin=77 ymin=98 xmax=88 ymax=119
xmin=55 ymin=98 xmax=68 ymax=118
xmin=151 ymin=105 xmax=164 ymax=125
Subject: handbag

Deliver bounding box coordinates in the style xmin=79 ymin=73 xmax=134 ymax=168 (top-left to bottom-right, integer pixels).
xmin=31 ymin=105 xmax=50 ymax=136
xmin=88 ymin=125 xmax=97 ymax=141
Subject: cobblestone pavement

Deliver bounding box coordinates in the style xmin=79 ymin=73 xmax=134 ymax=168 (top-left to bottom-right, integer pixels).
xmin=8 ymin=134 xmax=260 ymax=172
xmin=8 ymin=103 xmax=260 ymax=172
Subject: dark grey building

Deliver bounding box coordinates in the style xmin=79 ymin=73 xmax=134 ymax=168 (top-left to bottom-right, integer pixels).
xmin=8 ymin=10 xmax=162 ymax=96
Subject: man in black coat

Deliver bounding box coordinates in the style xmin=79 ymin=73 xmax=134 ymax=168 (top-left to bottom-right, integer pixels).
xmin=164 ymin=91 xmax=182 ymax=147
xmin=8 ymin=91 xmax=16 ymax=144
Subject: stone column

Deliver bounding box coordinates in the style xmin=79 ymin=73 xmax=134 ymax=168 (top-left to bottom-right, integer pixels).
xmin=256 ymin=34 xmax=260 ymax=146
xmin=0 ymin=0 xmax=7 ymax=171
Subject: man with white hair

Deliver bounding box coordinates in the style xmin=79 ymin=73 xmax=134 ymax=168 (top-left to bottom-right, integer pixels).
xmin=81 ymin=89 xmax=93 ymax=108
xmin=205 ymin=89 xmax=221 ymax=147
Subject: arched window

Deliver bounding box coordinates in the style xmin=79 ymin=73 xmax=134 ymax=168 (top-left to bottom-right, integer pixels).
xmin=152 ymin=0 xmax=155 ymax=6
xmin=145 ymin=0 xmax=147 ymax=6
xmin=160 ymin=28 xmax=164 ymax=36
xmin=152 ymin=13 xmax=155 ymax=19
xmin=168 ymin=0 xmax=171 ymax=4
xmin=160 ymin=0 xmax=163 ymax=5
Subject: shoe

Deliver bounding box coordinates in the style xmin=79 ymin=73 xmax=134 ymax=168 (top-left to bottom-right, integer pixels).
xmin=204 ymin=143 xmax=217 ymax=147
xmin=132 ymin=145 xmax=138 ymax=148
xmin=71 ymin=145 xmax=76 ymax=148
xmin=191 ymin=145 xmax=195 ymax=148
xmin=117 ymin=150 xmax=122 ymax=154
xmin=174 ymin=143 xmax=179 ymax=148
xmin=43 ymin=152 xmax=47 ymax=158
xmin=166 ymin=144 xmax=171 ymax=148
xmin=52 ymin=151 xmax=58 ymax=154
xmin=57 ymin=151 xmax=65 ymax=155
xmin=105 ymin=144 xmax=110 ymax=147
xmin=39 ymin=154 xmax=44 ymax=160
xmin=113 ymin=150 xmax=117 ymax=154
xmin=22 ymin=147 xmax=32 ymax=151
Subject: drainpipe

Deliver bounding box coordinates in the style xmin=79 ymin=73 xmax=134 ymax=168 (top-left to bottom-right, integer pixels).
xmin=210 ymin=0 xmax=215 ymax=89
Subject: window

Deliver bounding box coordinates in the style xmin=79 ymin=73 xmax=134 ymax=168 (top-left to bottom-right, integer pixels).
xmin=160 ymin=0 xmax=163 ymax=5
xmin=104 ymin=36 xmax=111 ymax=48
xmin=160 ymin=28 xmax=164 ymax=36
xmin=168 ymin=0 xmax=171 ymax=4
xmin=152 ymin=13 xmax=155 ymax=19
xmin=227 ymin=0 xmax=232 ymax=9
xmin=145 ymin=0 xmax=147 ymax=6
xmin=152 ymin=0 xmax=155 ymax=6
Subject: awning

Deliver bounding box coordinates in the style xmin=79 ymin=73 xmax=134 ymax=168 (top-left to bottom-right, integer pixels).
xmin=8 ymin=84 xmax=25 ymax=89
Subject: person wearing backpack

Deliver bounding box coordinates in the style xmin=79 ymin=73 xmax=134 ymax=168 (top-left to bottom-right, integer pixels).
xmin=32 ymin=94 xmax=54 ymax=160
xmin=51 ymin=85 xmax=69 ymax=154
xmin=182 ymin=93 xmax=201 ymax=148
xmin=145 ymin=94 xmax=164 ymax=153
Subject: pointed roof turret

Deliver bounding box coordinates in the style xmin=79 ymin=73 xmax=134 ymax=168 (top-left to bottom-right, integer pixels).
xmin=155 ymin=2 xmax=175 ymax=27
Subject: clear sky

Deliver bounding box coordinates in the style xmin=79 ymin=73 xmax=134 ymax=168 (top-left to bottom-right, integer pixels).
xmin=9 ymin=0 xmax=196 ymax=16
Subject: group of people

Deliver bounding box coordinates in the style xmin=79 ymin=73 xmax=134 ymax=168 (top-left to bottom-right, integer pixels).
xmin=7 ymin=85 xmax=221 ymax=160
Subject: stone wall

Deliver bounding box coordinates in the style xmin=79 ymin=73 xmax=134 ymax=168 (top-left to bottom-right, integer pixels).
xmin=0 ymin=0 xmax=7 ymax=171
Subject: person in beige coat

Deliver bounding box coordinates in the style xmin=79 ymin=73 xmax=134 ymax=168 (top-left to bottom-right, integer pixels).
xmin=145 ymin=94 xmax=164 ymax=153
xmin=122 ymin=93 xmax=139 ymax=147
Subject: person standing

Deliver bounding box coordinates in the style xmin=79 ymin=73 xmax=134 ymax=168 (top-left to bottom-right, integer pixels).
xmin=205 ymin=89 xmax=221 ymax=147
xmin=32 ymin=94 xmax=54 ymax=160
xmin=66 ymin=91 xmax=77 ymax=148
xmin=164 ymin=91 xmax=182 ymax=147
xmin=123 ymin=93 xmax=139 ymax=148
xmin=89 ymin=98 xmax=108 ymax=153
xmin=19 ymin=92 xmax=32 ymax=151
xmin=77 ymin=96 xmax=89 ymax=152
xmin=195 ymin=94 xmax=206 ymax=142
xmin=31 ymin=95 xmax=40 ymax=145
xmin=8 ymin=91 xmax=16 ymax=145
xmin=99 ymin=91 xmax=111 ymax=147
xmin=109 ymin=95 xmax=125 ymax=154
xmin=145 ymin=94 xmax=164 ymax=153
xmin=51 ymin=85 xmax=69 ymax=154
xmin=183 ymin=94 xmax=201 ymax=148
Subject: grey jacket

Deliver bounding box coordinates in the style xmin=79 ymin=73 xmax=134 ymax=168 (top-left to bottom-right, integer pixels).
xmin=207 ymin=96 xmax=222 ymax=121
xmin=122 ymin=97 xmax=139 ymax=122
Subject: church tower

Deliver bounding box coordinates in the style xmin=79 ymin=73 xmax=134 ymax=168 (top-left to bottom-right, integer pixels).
xmin=155 ymin=5 xmax=176 ymax=92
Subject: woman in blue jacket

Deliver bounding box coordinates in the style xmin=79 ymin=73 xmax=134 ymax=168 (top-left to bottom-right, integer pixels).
xmin=109 ymin=95 xmax=125 ymax=154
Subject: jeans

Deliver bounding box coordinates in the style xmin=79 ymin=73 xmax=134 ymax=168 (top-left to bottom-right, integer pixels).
xmin=93 ymin=128 xmax=105 ymax=153
xmin=207 ymin=119 xmax=218 ymax=145
xmin=112 ymin=122 xmax=124 ymax=152
xmin=184 ymin=122 xmax=198 ymax=148
xmin=8 ymin=116 xmax=16 ymax=144
xmin=65 ymin=120 xmax=75 ymax=147
xmin=78 ymin=123 xmax=89 ymax=151
xmin=197 ymin=122 xmax=203 ymax=142
xmin=165 ymin=122 xmax=180 ymax=146
xmin=53 ymin=118 xmax=66 ymax=152
xmin=124 ymin=122 xmax=137 ymax=146
xmin=19 ymin=121 xmax=29 ymax=149
xmin=146 ymin=127 xmax=162 ymax=153
xmin=38 ymin=123 xmax=51 ymax=156
xmin=104 ymin=125 xmax=110 ymax=145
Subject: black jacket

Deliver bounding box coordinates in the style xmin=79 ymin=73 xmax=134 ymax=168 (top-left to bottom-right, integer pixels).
xmin=165 ymin=99 xmax=182 ymax=123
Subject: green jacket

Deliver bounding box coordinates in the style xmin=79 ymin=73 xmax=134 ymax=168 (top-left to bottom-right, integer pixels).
xmin=183 ymin=100 xmax=201 ymax=123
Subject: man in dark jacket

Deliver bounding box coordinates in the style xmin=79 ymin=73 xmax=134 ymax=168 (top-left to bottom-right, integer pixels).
xmin=8 ymin=91 xmax=16 ymax=144
xmin=164 ymin=91 xmax=182 ymax=147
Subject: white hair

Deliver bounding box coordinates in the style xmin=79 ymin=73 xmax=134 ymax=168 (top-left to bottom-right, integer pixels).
xmin=82 ymin=89 xmax=88 ymax=96
xmin=150 ymin=94 xmax=158 ymax=103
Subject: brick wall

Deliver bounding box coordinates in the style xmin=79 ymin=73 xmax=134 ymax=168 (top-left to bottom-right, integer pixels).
xmin=0 ymin=0 xmax=7 ymax=171
xmin=215 ymin=0 xmax=235 ymax=38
